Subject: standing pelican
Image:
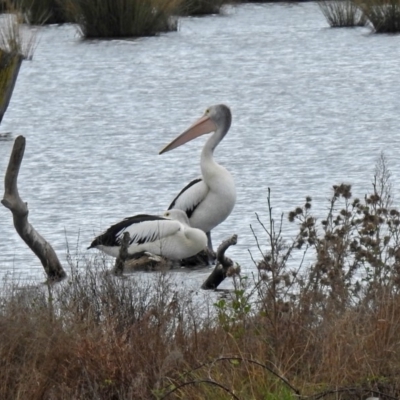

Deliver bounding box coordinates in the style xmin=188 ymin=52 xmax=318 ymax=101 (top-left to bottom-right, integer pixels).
xmin=88 ymin=209 xmax=207 ymax=260
xmin=159 ymin=104 xmax=236 ymax=259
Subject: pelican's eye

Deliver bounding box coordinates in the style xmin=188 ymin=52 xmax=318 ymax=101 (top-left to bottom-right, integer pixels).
xmin=205 ymin=108 xmax=210 ymax=115
xmin=165 ymin=212 xmax=170 ymax=217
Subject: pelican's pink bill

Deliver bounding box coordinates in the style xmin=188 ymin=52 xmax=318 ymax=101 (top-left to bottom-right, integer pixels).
xmin=159 ymin=116 xmax=217 ymax=155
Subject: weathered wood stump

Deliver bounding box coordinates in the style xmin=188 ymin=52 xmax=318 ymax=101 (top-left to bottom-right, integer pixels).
xmin=201 ymin=234 xmax=240 ymax=290
xmin=2 ymin=136 xmax=66 ymax=282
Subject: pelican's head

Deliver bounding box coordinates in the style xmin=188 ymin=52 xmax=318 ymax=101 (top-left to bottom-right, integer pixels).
xmin=163 ymin=209 xmax=190 ymax=226
xmin=159 ymin=104 xmax=232 ymax=155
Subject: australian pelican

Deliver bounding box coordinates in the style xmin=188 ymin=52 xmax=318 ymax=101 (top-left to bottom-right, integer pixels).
xmin=159 ymin=104 xmax=236 ymax=258
xmin=88 ymin=209 xmax=207 ymax=260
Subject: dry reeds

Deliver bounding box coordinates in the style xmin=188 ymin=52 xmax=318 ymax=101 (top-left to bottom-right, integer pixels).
xmin=0 ymin=12 xmax=36 ymax=124
xmin=2 ymin=154 xmax=400 ymax=398
xmin=318 ymin=0 xmax=367 ymax=27
xmin=12 ymin=0 xmax=69 ymax=25
xmin=356 ymin=0 xmax=400 ymax=33
xmin=66 ymin=0 xmax=182 ymax=39
xmin=178 ymin=0 xmax=227 ymax=16
xmin=0 ymin=12 xmax=36 ymax=58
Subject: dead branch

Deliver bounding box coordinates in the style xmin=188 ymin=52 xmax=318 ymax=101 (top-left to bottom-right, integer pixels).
xmin=1 ymin=136 xmax=66 ymax=282
xmin=201 ymin=234 xmax=238 ymax=290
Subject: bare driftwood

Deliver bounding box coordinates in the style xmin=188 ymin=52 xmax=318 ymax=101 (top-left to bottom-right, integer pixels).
xmin=1 ymin=136 xmax=66 ymax=281
xmin=201 ymin=234 xmax=239 ymax=290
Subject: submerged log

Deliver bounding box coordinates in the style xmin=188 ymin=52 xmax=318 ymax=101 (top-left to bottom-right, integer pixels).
xmin=1 ymin=136 xmax=66 ymax=282
xmin=0 ymin=50 xmax=23 ymax=125
xmin=201 ymin=234 xmax=239 ymax=290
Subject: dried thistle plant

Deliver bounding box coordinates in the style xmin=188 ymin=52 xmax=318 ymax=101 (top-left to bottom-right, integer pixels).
xmin=253 ymin=153 xmax=400 ymax=326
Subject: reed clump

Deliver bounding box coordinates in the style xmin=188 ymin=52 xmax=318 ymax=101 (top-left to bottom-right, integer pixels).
xmin=10 ymin=0 xmax=68 ymax=24
xmin=0 ymin=12 xmax=35 ymax=124
xmin=66 ymin=0 xmax=181 ymax=39
xmin=356 ymin=0 xmax=400 ymax=33
xmin=318 ymin=0 xmax=367 ymax=27
xmin=178 ymin=0 xmax=227 ymax=16
xmin=1 ymin=154 xmax=400 ymax=399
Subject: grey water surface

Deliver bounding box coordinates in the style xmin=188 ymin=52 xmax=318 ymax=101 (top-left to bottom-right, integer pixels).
xmin=1 ymin=3 xmax=400 ymax=285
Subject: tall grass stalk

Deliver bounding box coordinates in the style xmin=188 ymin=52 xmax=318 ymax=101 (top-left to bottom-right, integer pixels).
xmin=67 ymin=0 xmax=182 ymax=39
xmin=318 ymin=0 xmax=367 ymax=27
xmin=357 ymin=0 xmax=400 ymax=33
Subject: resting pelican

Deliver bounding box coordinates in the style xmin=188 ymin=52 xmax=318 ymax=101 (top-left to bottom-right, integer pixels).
xmin=159 ymin=104 xmax=236 ymax=259
xmin=88 ymin=209 xmax=207 ymax=260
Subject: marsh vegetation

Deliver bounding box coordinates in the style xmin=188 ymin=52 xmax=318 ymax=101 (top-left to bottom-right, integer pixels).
xmin=1 ymin=157 xmax=400 ymax=399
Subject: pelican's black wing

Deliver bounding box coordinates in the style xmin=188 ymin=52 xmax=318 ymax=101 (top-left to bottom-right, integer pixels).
xmin=88 ymin=214 xmax=166 ymax=248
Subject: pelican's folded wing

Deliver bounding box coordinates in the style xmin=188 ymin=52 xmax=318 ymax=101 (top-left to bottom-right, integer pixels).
xmin=168 ymin=178 xmax=209 ymax=218
xmin=89 ymin=214 xmax=175 ymax=248
xmin=123 ymin=218 xmax=181 ymax=246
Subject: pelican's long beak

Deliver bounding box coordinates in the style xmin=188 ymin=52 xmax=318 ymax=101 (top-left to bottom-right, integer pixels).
xmin=159 ymin=116 xmax=217 ymax=155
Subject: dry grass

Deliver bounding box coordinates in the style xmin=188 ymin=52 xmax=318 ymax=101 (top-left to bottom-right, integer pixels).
xmin=318 ymin=0 xmax=367 ymax=27
xmin=2 ymin=154 xmax=400 ymax=399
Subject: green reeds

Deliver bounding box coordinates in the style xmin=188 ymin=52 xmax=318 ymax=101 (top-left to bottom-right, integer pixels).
xmin=178 ymin=0 xmax=227 ymax=16
xmin=0 ymin=13 xmax=35 ymax=124
xmin=318 ymin=0 xmax=367 ymax=27
xmin=67 ymin=0 xmax=181 ymax=39
xmin=357 ymin=0 xmax=400 ymax=33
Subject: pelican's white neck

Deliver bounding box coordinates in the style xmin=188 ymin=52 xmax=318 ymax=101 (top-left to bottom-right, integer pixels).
xmin=201 ymin=124 xmax=229 ymax=178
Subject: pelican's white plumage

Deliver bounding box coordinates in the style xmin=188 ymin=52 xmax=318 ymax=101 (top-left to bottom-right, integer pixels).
xmin=88 ymin=209 xmax=207 ymax=260
xmin=160 ymin=104 xmax=236 ymax=254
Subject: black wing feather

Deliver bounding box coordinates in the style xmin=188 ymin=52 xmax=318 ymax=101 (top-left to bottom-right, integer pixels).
xmin=168 ymin=178 xmax=203 ymax=218
xmin=88 ymin=214 xmax=166 ymax=248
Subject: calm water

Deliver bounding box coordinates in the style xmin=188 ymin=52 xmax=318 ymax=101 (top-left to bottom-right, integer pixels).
xmin=1 ymin=3 xmax=400 ymax=285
